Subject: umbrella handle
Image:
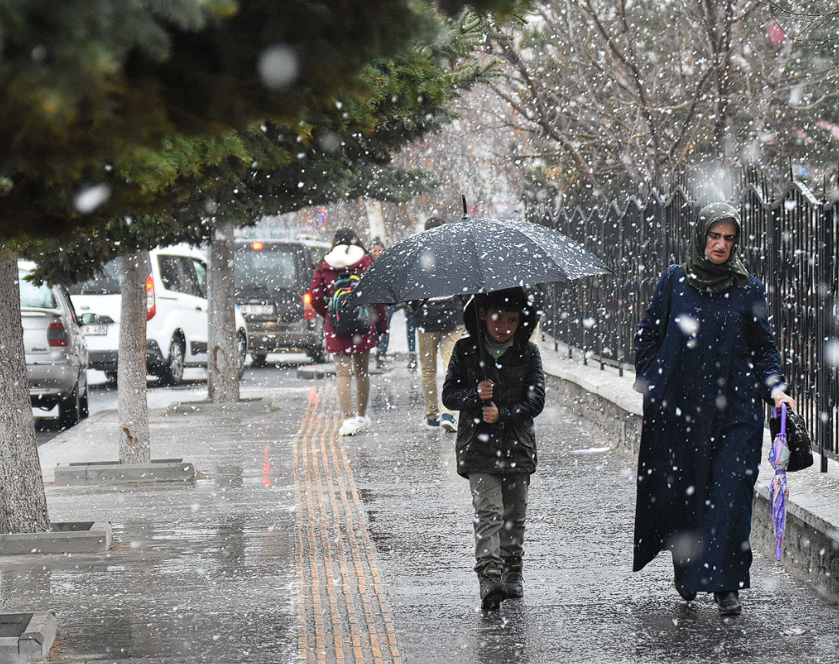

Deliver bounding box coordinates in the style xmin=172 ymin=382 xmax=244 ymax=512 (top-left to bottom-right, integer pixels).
xmin=472 ymin=297 xmax=495 ymax=410
xmin=773 ymin=402 xmax=787 ymax=436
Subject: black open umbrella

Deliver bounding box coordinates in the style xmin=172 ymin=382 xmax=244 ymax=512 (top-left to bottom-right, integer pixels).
xmin=350 ymin=216 xmax=614 ymax=306
xmin=349 ymin=216 xmax=613 ymax=385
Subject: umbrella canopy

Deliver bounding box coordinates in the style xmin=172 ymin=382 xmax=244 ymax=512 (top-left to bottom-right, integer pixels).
xmin=350 ymin=217 xmax=613 ymax=305
xmin=769 ymin=403 xmax=791 ymax=561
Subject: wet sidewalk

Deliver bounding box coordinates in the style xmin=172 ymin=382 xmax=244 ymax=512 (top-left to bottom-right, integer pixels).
xmin=2 ymin=360 xmax=839 ymax=663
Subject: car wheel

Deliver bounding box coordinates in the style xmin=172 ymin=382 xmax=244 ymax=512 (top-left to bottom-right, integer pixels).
xmin=236 ymin=331 xmax=248 ymax=379
xmin=58 ymin=385 xmax=81 ymax=429
xmin=160 ymin=336 xmax=186 ymax=385
xmin=252 ymin=353 xmax=268 ymax=367
xmin=80 ymin=385 xmax=90 ymax=419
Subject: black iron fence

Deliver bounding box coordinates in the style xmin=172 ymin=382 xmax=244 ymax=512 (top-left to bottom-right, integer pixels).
xmin=538 ymin=173 xmax=838 ymax=468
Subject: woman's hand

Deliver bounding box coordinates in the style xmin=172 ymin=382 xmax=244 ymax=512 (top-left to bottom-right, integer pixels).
xmin=773 ymin=391 xmax=796 ymax=411
xmin=477 ymin=380 xmax=494 ymax=401
xmin=482 ymin=402 xmax=499 ymax=424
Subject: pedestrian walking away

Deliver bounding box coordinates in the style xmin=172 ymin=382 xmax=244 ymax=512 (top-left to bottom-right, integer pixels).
xmin=409 ymin=217 xmax=465 ymax=431
xmin=442 ymin=287 xmax=545 ymax=610
xmin=632 ymin=201 xmax=795 ymax=617
xmin=309 ymin=227 xmax=388 ymax=437
xmin=371 ymin=236 xmax=418 ymax=372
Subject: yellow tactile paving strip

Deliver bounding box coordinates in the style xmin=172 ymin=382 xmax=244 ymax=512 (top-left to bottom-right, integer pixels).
xmin=295 ymin=386 xmax=403 ymax=664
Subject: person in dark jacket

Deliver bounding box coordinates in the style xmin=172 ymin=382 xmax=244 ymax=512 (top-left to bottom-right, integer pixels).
xmin=309 ymin=228 xmax=388 ymax=437
xmin=442 ymin=287 xmax=545 ymax=610
xmin=371 ymin=236 xmax=418 ymax=371
xmin=633 ymin=202 xmax=795 ymax=616
xmin=410 ymin=217 xmax=465 ymax=430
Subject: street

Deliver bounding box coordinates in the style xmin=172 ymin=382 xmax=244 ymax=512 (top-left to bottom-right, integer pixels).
xmin=12 ymin=344 xmax=839 ymax=663
xmin=33 ymin=355 xmax=313 ymax=446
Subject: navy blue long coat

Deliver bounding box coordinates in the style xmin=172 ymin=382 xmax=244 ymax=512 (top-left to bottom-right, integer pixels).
xmin=633 ymin=265 xmax=784 ymax=592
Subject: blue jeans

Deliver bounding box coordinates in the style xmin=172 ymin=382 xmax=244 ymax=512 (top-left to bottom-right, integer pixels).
xmin=377 ymin=307 xmax=416 ymax=357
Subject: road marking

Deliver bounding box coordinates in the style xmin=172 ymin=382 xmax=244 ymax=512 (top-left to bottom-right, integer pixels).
xmin=295 ymin=386 xmax=403 ymax=663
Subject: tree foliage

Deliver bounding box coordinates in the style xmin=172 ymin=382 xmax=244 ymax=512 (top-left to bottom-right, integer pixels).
xmin=0 ymin=0 xmax=517 ymax=240
xmin=482 ymin=0 xmax=839 ymax=201
xmin=24 ymin=10 xmax=500 ymax=284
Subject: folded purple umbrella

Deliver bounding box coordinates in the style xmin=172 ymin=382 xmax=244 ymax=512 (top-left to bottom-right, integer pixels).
xmin=769 ymin=403 xmax=791 ymax=561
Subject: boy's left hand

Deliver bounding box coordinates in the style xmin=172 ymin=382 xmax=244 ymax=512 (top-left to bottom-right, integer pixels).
xmin=482 ymin=402 xmax=499 ymax=424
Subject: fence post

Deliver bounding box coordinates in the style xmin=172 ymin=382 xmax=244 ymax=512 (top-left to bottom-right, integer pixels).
xmin=817 ymin=202 xmax=834 ymax=471
xmin=767 ymin=196 xmax=783 ymax=333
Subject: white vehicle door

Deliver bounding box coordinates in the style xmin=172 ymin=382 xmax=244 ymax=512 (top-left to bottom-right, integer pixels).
xmin=156 ymin=254 xmax=208 ymax=364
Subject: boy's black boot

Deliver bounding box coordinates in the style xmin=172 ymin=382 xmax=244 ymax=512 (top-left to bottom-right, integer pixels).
xmin=478 ymin=566 xmax=507 ymax=610
xmin=502 ymin=557 xmax=524 ymax=599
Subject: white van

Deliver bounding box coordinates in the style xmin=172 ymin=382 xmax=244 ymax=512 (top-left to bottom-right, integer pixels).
xmin=68 ymin=245 xmax=249 ymax=384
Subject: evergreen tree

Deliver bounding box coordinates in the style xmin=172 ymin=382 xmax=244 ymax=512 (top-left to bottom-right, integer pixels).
xmin=0 ymin=0 xmax=516 ymax=240
xmin=24 ymin=11 xmax=495 ymax=283
xmin=0 ymin=0 xmax=516 ymax=535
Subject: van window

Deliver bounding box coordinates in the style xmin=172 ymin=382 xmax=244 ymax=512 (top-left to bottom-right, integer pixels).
xmin=66 ymin=260 xmax=121 ymax=295
xmin=158 ymin=255 xmax=184 ymax=293
xmin=19 ymin=270 xmax=58 ymax=308
xmin=158 ymin=255 xmax=203 ymax=297
xmin=236 ymin=246 xmax=300 ymax=290
xmin=191 ymin=259 xmax=208 ymax=298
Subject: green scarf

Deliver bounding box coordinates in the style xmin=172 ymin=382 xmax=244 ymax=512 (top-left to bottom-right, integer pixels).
xmin=484 ymin=333 xmax=514 ymax=359
xmin=680 ymin=202 xmax=750 ymax=294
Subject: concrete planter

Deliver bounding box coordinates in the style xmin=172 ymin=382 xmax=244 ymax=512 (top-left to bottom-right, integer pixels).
xmin=0 ymin=612 xmax=57 ymax=664
xmin=54 ymin=459 xmax=195 ymax=486
xmin=166 ymin=398 xmax=270 ymax=416
xmin=0 ymin=522 xmax=112 ymax=556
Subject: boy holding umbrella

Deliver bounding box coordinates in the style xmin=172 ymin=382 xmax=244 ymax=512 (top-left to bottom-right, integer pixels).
xmin=442 ymin=287 xmax=545 ymax=610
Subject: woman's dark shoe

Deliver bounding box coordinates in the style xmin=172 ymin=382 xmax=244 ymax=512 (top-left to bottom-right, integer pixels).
xmin=714 ymin=591 xmax=742 ymax=616
xmin=674 ymin=579 xmax=697 ymax=602
xmin=673 ymin=564 xmax=696 ymax=602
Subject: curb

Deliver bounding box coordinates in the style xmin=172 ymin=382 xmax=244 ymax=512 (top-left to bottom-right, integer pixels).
xmin=537 ymin=335 xmax=839 ymax=602
xmin=296 ymin=363 xmax=388 ymax=380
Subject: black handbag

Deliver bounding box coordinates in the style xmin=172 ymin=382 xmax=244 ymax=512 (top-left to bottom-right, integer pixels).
xmin=769 ymin=405 xmax=815 ymax=472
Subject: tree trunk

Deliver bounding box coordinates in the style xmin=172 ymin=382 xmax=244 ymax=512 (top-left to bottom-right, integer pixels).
xmin=118 ymin=250 xmax=151 ymax=464
xmin=0 ymin=252 xmax=49 ymax=534
xmin=208 ymin=222 xmax=240 ymax=403
xmin=364 ymin=199 xmax=386 ymax=243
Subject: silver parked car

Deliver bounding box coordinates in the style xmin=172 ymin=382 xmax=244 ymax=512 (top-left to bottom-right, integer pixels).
xmin=19 ymin=261 xmax=89 ymax=427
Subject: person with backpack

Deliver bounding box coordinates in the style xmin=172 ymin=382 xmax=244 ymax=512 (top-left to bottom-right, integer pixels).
xmin=309 ymin=228 xmax=388 ymax=437
xmin=409 ymin=217 xmax=465 ymax=430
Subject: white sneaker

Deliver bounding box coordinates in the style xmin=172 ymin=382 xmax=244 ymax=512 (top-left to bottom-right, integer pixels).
xmin=355 ymin=415 xmax=371 ymax=432
xmin=338 ymin=418 xmax=362 ymax=436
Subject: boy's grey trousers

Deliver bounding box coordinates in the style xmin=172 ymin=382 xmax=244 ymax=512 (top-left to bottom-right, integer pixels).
xmin=468 ymin=472 xmax=530 ymax=572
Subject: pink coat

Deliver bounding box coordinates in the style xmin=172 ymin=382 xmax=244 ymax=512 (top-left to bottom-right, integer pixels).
xmin=309 ymin=245 xmax=388 ymax=355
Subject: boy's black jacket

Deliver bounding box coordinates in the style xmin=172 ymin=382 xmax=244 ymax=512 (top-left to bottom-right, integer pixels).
xmin=442 ymin=295 xmax=545 ymax=477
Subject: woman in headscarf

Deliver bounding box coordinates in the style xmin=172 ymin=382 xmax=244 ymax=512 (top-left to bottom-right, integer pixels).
xmin=632 ymin=202 xmax=795 ymax=616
